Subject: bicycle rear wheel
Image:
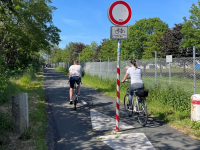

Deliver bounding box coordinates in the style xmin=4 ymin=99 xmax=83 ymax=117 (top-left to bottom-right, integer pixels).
xmin=124 ymin=94 xmax=133 ymax=117
xmin=137 ymin=101 xmax=148 ymax=126
xmin=73 ymin=84 xmax=77 ymax=110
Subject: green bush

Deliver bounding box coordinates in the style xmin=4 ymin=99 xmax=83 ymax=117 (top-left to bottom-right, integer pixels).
xmin=0 ymin=57 xmax=8 ymax=102
xmin=191 ymin=121 xmax=200 ymax=130
xmin=146 ymin=83 xmax=190 ymax=112
xmin=20 ymin=73 xmax=32 ymax=87
xmin=0 ymin=62 xmax=37 ymax=104
xmin=0 ymin=111 xmax=13 ymax=135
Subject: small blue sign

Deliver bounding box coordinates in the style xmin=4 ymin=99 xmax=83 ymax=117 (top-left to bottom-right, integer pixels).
xmin=196 ymin=64 xmax=200 ymax=69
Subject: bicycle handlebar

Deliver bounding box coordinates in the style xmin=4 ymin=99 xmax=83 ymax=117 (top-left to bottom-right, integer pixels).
xmin=121 ymin=79 xmax=131 ymax=84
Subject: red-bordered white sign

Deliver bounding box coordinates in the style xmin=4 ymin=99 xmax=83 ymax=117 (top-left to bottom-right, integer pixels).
xmin=108 ymin=1 xmax=132 ymax=26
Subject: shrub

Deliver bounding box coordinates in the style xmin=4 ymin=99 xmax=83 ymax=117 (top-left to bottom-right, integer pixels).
xmin=147 ymin=83 xmax=190 ymax=112
xmin=0 ymin=57 xmax=8 ymax=102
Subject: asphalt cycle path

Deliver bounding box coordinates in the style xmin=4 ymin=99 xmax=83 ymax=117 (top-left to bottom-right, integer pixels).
xmin=44 ymin=68 xmax=200 ymax=150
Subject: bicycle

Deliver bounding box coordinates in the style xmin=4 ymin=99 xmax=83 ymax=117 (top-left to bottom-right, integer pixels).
xmin=122 ymin=78 xmax=148 ymax=126
xmin=69 ymin=80 xmax=81 ymax=110
xmin=115 ymin=28 xmax=125 ymax=34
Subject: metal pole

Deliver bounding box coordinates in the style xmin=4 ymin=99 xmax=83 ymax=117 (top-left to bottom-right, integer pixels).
xmin=169 ymin=62 xmax=171 ymax=85
xmin=116 ymin=40 xmax=121 ymax=131
xmin=93 ymin=59 xmax=94 ymax=76
xmin=133 ymin=54 xmax=135 ymax=59
xmin=79 ymin=53 xmax=80 ymax=65
xmin=108 ymin=57 xmax=109 ymax=79
xmin=155 ymin=51 xmax=157 ymax=87
xmin=193 ymin=46 xmax=196 ymax=94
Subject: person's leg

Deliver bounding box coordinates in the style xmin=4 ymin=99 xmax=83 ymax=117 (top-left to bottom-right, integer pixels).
xmin=128 ymin=84 xmax=135 ymax=108
xmin=77 ymin=77 xmax=81 ymax=96
xmin=69 ymin=77 xmax=74 ymax=103
xmin=77 ymin=84 xmax=80 ymax=94
xmin=70 ymin=88 xmax=73 ymax=99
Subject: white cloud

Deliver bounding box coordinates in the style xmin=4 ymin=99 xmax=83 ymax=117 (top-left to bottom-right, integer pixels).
xmin=60 ymin=35 xmax=91 ymax=41
xmin=62 ymin=17 xmax=82 ymax=26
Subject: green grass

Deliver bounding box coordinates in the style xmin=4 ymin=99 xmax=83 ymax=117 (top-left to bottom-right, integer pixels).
xmin=54 ymin=66 xmax=69 ymax=76
xmin=0 ymin=68 xmax=47 ymax=150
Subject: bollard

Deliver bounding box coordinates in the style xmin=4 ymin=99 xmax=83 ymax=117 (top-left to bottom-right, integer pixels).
xmin=12 ymin=93 xmax=29 ymax=133
xmin=191 ymin=94 xmax=200 ymax=121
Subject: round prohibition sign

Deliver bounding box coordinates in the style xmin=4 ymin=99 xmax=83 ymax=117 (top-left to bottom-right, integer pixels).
xmin=108 ymin=1 xmax=132 ymax=26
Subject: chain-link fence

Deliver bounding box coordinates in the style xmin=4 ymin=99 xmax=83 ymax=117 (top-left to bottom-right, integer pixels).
xmin=52 ymin=53 xmax=200 ymax=95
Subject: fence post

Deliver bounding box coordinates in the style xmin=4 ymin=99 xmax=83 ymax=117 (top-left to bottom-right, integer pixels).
xmin=100 ymin=58 xmax=101 ymax=78
xmin=193 ymin=46 xmax=196 ymax=94
xmin=93 ymin=59 xmax=94 ymax=76
xmin=169 ymin=62 xmax=171 ymax=85
xmin=155 ymin=51 xmax=157 ymax=87
xmin=108 ymin=57 xmax=109 ymax=79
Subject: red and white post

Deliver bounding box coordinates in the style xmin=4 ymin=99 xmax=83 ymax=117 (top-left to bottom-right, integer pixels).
xmin=116 ymin=39 xmax=121 ymax=131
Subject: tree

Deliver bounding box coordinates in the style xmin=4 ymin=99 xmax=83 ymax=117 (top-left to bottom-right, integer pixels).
xmin=143 ymin=31 xmax=164 ymax=59
xmin=0 ymin=0 xmax=61 ymax=69
xmin=98 ymin=39 xmax=117 ymax=61
xmin=90 ymin=41 xmax=98 ymax=55
xmin=158 ymin=24 xmax=186 ymax=58
xmin=80 ymin=45 xmax=93 ymax=62
xmin=128 ymin=17 xmax=168 ymax=59
xmin=180 ymin=1 xmax=200 ymax=55
xmin=79 ymin=41 xmax=98 ymax=62
xmin=93 ymin=39 xmax=106 ymax=62
xmin=54 ymin=49 xmax=64 ymax=63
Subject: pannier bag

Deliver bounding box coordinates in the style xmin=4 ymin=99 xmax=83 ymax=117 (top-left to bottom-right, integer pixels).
xmin=135 ymin=89 xmax=149 ymax=97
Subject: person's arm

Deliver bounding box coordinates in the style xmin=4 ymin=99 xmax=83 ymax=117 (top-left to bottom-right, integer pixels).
xmin=122 ymin=73 xmax=129 ymax=82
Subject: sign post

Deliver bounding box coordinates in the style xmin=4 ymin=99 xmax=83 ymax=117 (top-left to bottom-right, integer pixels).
xmin=108 ymin=0 xmax=132 ymax=131
xmin=166 ymin=55 xmax=172 ymax=85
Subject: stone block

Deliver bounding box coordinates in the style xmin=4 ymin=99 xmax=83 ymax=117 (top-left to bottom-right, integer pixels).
xmin=12 ymin=93 xmax=29 ymax=133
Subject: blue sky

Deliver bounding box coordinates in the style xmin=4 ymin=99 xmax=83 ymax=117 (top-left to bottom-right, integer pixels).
xmin=51 ymin=0 xmax=198 ymax=49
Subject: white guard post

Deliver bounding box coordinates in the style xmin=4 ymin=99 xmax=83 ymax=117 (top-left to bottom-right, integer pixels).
xmin=116 ymin=40 xmax=121 ymax=131
xmin=191 ymin=94 xmax=200 ymax=121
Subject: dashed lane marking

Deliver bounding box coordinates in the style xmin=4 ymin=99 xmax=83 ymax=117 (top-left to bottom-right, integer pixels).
xmin=81 ymin=100 xmax=87 ymax=105
xmin=98 ymin=133 xmax=155 ymax=150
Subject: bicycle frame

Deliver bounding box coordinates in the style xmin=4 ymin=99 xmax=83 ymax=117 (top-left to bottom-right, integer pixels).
xmin=132 ymin=93 xmax=147 ymax=113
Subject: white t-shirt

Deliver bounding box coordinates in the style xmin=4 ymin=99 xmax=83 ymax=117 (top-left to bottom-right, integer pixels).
xmin=126 ymin=66 xmax=143 ymax=84
xmin=69 ymin=65 xmax=82 ymax=77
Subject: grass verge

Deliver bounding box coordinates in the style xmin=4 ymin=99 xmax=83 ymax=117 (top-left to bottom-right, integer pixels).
xmin=54 ymin=66 xmax=200 ymax=141
xmin=0 ymin=68 xmax=47 ymax=150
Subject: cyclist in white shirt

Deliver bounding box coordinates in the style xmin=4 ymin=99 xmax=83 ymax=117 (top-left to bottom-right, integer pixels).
xmin=68 ymin=60 xmax=82 ymax=104
xmin=122 ymin=59 xmax=144 ymax=108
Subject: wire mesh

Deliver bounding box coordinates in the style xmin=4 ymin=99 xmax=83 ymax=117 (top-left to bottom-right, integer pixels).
xmin=52 ymin=56 xmax=200 ymax=95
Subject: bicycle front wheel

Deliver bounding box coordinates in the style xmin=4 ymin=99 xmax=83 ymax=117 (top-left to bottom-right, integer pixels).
xmin=137 ymin=101 xmax=148 ymax=126
xmin=124 ymin=94 xmax=133 ymax=117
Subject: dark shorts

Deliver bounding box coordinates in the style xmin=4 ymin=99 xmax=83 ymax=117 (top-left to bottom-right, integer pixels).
xmin=69 ymin=77 xmax=81 ymax=88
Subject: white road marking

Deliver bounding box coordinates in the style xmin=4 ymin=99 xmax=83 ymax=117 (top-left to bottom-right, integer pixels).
xmin=90 ymin=109 xmax=133 ymax=130
xmin=98 ymin=133 xmax=155 ymax=150
xmin=81 ymin=100 xmax=87 ymax=105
